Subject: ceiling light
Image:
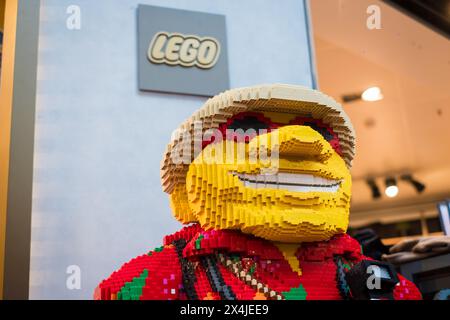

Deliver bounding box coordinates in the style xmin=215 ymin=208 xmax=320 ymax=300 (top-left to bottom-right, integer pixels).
xmin=400 ymin=174 xmax=426 ymax=193
xmin=385 ymin=177 xmax=399 ymax=198
xmin=342 ymin=86 xmax=383 ymax=103
xmin=366 ymin=178 xmax=381 ymax=199
xmin=362 ymin=87 xmax=383 ymax=102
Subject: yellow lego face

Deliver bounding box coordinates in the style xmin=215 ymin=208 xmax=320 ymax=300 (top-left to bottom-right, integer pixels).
xmin=170 ymin=112 xmax=352 ymax=243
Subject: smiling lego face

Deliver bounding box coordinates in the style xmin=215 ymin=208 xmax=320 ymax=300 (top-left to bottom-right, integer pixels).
xmin=171 ymin=111 xmax=352 ymax=243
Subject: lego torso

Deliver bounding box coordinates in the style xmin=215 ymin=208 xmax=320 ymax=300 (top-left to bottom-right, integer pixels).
xmin=95 ymin=224 xmax=421 ymax=300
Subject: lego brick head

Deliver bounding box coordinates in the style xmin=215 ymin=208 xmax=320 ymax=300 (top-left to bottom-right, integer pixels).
xmin=161 ymin=85 xmax=356 ymax=242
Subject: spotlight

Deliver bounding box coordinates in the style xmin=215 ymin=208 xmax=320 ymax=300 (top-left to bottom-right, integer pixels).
xmin=400 ymin=174 xmax=426 ymax=193
xmin=342 ymin=86 xmax=383 ymax=103
xmin=361 ymin=87 xmax=383 ymax=102
xmin=366 ymin=178 xmax=381 ymax=199
xmin=385 ymin=177 xmax=399 ymax=198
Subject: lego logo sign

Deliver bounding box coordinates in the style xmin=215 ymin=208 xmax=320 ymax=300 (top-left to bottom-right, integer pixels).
xmin=148 ymin=32 xmax=221 ymax=69
xmin=138 ymin=5 xmax=229 ymax=96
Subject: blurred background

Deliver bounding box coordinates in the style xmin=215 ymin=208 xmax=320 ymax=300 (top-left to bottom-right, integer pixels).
xmin=309 ymin=0 xmax=450 ymax=245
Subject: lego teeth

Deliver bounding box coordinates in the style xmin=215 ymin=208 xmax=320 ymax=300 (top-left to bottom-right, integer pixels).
xmin=233 ymin=172 xmax=341 ymax=193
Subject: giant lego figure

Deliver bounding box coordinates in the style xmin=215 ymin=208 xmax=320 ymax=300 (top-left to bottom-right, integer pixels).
xmin=95 ymin=85 xmax=421 ymax=300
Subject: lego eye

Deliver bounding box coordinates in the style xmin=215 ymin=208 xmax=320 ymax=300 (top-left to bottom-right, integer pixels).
xmin=219 ymin=112 xmax=275 ymax=143
xmin=302 ymin=122 xmax=334 ymax=142
xmin=289 ymin=117 xmax=335 ymax=142
xmin=226 ymin=116 xmax=270 ymax=132
xmin=289 ymin=117 xmax=343 ymax=156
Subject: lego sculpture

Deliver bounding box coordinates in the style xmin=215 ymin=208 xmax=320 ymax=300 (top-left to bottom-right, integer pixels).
xmin=95 ymin=84 xmax=421 ymax=300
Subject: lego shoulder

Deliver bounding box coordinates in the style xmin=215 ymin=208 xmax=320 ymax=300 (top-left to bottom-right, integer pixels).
xmin=393 ymin=274 xmax=422 ymax=300
xmin=94 ymin=244 xmax=182 ymax=300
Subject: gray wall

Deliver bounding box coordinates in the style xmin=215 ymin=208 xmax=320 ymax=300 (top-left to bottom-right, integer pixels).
xmin=30 ymin=0 xmax=315 ymax=299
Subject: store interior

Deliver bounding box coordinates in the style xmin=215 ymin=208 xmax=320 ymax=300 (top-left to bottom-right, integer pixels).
xmin=310 ymin=0 xmax=450 ymax=246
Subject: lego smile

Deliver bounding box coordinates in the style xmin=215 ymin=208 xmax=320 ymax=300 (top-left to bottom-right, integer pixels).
xmin=233 ymin=172 xmax=341 ymax=192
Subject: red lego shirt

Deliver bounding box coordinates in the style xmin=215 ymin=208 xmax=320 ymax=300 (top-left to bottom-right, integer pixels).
xmin=94 ymin=224 xmax=421 ymax=300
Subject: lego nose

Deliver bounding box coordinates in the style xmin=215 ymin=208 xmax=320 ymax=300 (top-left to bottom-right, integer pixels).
xmin=250 ymin=125 xmax=333 ymax=162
